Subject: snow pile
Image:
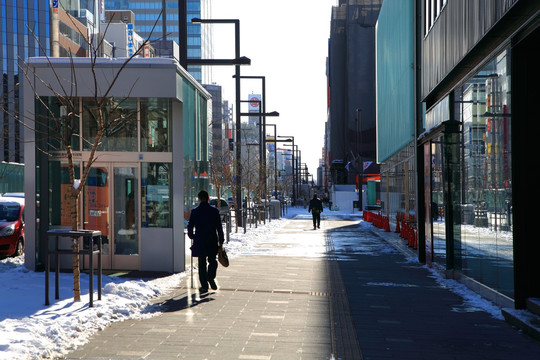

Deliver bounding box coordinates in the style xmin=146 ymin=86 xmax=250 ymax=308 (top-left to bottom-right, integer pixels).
xmin=426 ymin=266 xmax=505 ymax=320
xmin=0 ymin=256 xmax=186 ymax=360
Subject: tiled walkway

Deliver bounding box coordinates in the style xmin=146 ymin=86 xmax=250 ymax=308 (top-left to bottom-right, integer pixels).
xmin=64 ymin=215 xmax=540 ymax=360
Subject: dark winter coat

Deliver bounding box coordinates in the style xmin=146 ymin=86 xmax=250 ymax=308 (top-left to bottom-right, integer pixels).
xmin=309 ymin=198 xmax=323 ymax=214
xmin=187 ymin=201 xmax=225 ymax=257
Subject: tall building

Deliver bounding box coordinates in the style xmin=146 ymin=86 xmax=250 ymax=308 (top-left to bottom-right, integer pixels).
xmin=104 ymin=0 xmax=213 ymax=83
xmin=326 ymin=0 xmax=382 ymax=202
xmin=203 ymin=83 xmax=224 ymax=159
xmin=0 ymin=1 xmax=101 ymax=163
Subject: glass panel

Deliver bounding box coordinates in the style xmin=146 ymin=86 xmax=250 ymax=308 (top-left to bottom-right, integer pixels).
xmin=455 ymin=48 xmax=513 ymax=298
xmin=431 ymin=138 xmax=446 ymax=264
xmin=82 ymin=98 xmax=138 ymax=151
xmin=40 ymin=97 xmax=80 ymax=151
xmin=83 ymin=166 xmax=110 ymax=254
xmin=140 ymin=98 xmax=171 ymax=152
xmin=141 ymin=163 xmax=171 ymax=228
xmin=48 ymin=161 xmax=80 ymax=227
xmin=113 ymin=167 xmax=139 ymax=255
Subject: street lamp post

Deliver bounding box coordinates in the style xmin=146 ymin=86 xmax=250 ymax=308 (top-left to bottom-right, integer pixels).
xmin=279 ymin=137 xmax=296 ymax=205
xmin=234 ymin=75 xmax=267 ymax=199
xmin=186 ymin=17 xmax=249 ymax=226
xmin=240 ymin=98 xmax=264 ymax=197
xmin=272 ymin=135 xmax=297 ymax=200
xmin=239 ymin=109 xmax=279 ymax=197
xmin=266 ymin=124 xmax=278 ymax=197
xmin=355 ymin=108 xmax=363 ymax=210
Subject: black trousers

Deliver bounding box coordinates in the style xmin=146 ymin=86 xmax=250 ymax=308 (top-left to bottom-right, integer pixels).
xmin=312 ymin=212 xmax=321 ymax=228
xmin=198 ymin=255 xmax=217 ymax=288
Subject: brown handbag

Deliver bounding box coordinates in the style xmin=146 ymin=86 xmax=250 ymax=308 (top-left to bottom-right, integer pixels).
xmin=218 ymin=246 xmax=229 ymax=267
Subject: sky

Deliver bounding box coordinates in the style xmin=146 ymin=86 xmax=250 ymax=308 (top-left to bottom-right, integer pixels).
xmin=208 ymin=0 xmax=338 ymax=178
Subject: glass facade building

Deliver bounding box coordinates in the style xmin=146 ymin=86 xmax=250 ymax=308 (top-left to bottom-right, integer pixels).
xmin=418 ymin=0 xmax=539 ymax=308
xmin=454 ymin=49 xmax=513 ymax=297
xmin=1 ymin=1 xmax=50 ymax=163
xmin=376 ymin=0 xmax=416 ymax=223
xmin=422 ymin=47 xmax=513 ymax=300
xmin=374 ymin=0 xmax=539 ymax=309
xmin=104 ymin=0 xmax=213 ymax=83
xmin=1 ymin=1 xmax=103 ymax=163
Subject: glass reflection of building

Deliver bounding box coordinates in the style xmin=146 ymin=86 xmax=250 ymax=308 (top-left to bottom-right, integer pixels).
xmin=454 ymin=50 xmax=513 ymax=297
xmin=422 ymin=47 xmax=514 ymax=301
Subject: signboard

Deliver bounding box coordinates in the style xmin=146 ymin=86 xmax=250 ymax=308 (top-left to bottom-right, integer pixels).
xmin=248 ymin=94 xmax=261 ymax=111
xmin=52 ymin=0 xmax=58 ymax=12
xmin=127 ymin=24 xmax=134 ymax=57
xmin=266 ymin=135 xmax=275 ymax=152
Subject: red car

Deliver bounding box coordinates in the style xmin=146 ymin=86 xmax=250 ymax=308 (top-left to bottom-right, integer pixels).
xmin=0 ymin=196 xmax=25 ymax=257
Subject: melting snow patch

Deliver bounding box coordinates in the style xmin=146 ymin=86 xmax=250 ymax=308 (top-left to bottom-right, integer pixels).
xmin=426 ymin=266 xmax=504 ymax=320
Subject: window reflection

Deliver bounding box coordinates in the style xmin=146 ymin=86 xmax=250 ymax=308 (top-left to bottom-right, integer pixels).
xmin=141 ymin=163 xmax=171 ymax=228
xmin=82 ymin=98 xmax=138 ymax=151
xmin=140 ymin=98 xmax=171 ymax=152
xmin=455 ymin=48 xmax=513 ymax=297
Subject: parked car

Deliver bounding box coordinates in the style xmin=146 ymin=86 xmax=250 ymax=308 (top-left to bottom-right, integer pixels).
xmin=0 ymin=196 xmax=25 ymax=257
xmin=1 ymin=192 xmax=24 ymax=198
xmin=209 ymin=197 xmax=230 ymax=215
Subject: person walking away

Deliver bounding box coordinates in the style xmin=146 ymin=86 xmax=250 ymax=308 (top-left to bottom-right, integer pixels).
xmin=188 ymin=190 xmax=225 ymax=293
xmin=308 ymin=194 xmax=323 ymax=230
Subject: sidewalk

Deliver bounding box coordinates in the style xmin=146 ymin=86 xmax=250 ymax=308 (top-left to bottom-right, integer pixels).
xmin=64 ymin=214 xmax=540 ymax=360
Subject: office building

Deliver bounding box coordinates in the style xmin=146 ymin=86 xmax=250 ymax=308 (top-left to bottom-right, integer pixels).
xmin=326 ymin=0 xmax=382 ymax=207
xmin=0 ymin=1 xmax=101 ymax=163
xmin=105 ymin=0 xmax=213 ymax=83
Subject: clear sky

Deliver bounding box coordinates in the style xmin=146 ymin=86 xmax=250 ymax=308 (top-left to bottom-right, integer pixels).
xmin=208 ymin=0 xmax=337 ymax=181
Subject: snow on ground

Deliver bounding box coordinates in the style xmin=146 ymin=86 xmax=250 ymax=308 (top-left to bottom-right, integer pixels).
xmin=0 ymin=207 xmax=506 ymax=359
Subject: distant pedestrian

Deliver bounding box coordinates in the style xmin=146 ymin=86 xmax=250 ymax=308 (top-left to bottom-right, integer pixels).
xmin=188 ymin=190 xmax=225 ymax=293
xmin=308 ymin=194 xmax=323 ymax=230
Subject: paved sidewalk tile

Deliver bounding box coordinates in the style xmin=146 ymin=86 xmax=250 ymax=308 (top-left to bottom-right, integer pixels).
xmin=64 ymin=215 xmax=540 ymax=360
xmin=327 ymin=219 xmax=540 ymax=360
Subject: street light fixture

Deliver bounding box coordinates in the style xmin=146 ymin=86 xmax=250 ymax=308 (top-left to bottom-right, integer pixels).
xmin=239 ymin=108 xmax=279 ymax=202
xmin=240 ymin=111 xmax=279 ymax=117
xmin=182 ymin=17 xmax=248 ymax=225
xmin=234 ymin=75 xmax=268 ymax=200
xmin=278 ymin=136 xmax=297 ymax=205
xmin=189 ymin=19 xmax=253 ymax=66
xmin=270 ymin=136 xmax=295 ymax=198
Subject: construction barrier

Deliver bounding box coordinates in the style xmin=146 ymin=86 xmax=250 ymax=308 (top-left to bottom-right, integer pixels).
xmin=364 ymin=211 xmax=418 ymax=249
xmin=396 ymin=212 xmax=417 ymax=249
xmin=363 ymin=211 xmax=390 ymax=232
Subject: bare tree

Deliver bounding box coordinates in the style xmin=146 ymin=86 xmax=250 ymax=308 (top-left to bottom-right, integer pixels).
xmin=2 ymin=9 xmax=163 ymax=301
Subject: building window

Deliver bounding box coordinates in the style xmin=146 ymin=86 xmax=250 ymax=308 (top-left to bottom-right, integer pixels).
xmin=454 ymin=47 xmax=513 ymax=298
xmin=424 ymin=0 xmax=447 ymax=35
xmin=141 ymin=162 xmax=171 ymax=228
xmin=140 ymin=98 xmax=171 ymax=152
xmin=82 ymin=98 xmax=138 ymax=152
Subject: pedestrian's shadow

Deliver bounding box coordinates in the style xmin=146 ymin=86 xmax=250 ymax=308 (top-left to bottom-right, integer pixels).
xmin=153 ymin=290 xmax=215 ymax=313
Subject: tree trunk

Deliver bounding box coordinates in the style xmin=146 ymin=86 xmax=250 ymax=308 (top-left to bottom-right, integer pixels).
xmin=70 ymin=187 xmax=81 ymax=301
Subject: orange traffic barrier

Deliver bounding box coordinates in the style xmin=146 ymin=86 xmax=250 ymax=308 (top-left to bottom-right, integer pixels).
xmin=363 ymin=211 xmax=390 ymax=232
